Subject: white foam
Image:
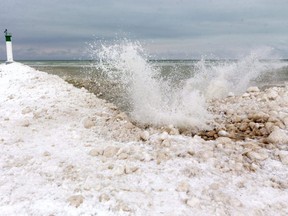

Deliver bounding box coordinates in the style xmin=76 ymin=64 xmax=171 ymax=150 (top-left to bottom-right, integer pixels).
xmin=91 ymin=41 xmax=211 ymax=129
xmin=184 ymin=52 xmax=285 ymax=100
xmin=89 ymin=41 xmax=287 ymax=130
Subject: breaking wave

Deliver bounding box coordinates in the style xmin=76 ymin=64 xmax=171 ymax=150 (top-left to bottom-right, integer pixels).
xmin=88 ymin=40 xmax=285 ymax=129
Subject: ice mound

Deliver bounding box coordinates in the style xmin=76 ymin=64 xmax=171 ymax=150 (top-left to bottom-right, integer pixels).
xmin=0 ymin=62 xmax=287 ymax=215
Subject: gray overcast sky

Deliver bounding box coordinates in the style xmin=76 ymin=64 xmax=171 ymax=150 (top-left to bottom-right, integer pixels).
xmin=0 ymin=0 xmax=288 ymax=60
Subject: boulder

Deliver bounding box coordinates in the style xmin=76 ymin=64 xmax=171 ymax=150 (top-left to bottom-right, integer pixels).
xmin=267 ymin=128 xmax=288 ymax=144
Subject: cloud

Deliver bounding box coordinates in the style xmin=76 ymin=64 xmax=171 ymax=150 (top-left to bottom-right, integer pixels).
xmin=0 ymin=0 xmax=288 ymax=60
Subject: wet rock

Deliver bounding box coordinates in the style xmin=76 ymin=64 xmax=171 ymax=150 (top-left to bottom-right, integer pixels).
xmin=226 ymin=123 xmax=236 ymax=131
xmin=68 ymin=195 xmax=84 ymax=208
xmin=231 ymin=115 xmax=243 ymax=123
xmin=239 ymin=123 xmax=249 ymax=132
xmin=248 ymin=112 xmax=269 ymax=123
xmin=249 ymin=122 xmax=257 ymax=130
xmin=206 ymin=130 xmax=217 ymax=138
xmin=259 ymin=127 xmax=269 ymax=136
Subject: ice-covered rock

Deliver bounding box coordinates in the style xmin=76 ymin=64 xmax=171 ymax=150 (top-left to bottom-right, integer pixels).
xmin=22 ymin=107 xmax=32 ymax=114
xmin=112 ymin=165 xmax=125 ymax=175
xmin=267 ymin=128 xmax=288 ymax=144
xmin=266 ymin=89 xmax=278 ymax=100
xmin=124 ymin=165 xmax=139 ymax=174
xmin=282 ymin=116 xmax=288 ymax=128
xmin=279 ymin=151 xmax=288 ymax=165
xmin=248 ymin=112 xmax=269 ymax=123
xmin=186 ymin=197 xmax=200 ymax=207
xmin=246 ymin=151 xmax=268 ymax=161
xmin=21 ymin=119 xmax=30 ymax=127
xmin=218 ymin=130 xmax=229 ymax=137
xmin=242 ymin=93 xmax=250 ymax=98
xmin=246 ymin=86 xmax=260 ymax=93
xmin=2 ymin=62 xmax=288 ymax=215
xmin=140 ymin=130 xmax=150 ymax=141
xmin=82 ymin=117 xmax=95 ymax=129
xmin=67 ymin=195 xmax=84 ymax=208
xmin=165 ymin=125 xmax=180 ymax=135
xmin=99 ymin=193 xmax=110 ymax=202
xmin=176 ymin=181 xmax=190 ymax=193
xmin=216 ymin=137 xmax=232 ymax=145
xmin=89 ymin=147 xmax=103 ymax=156
xmin=103 ymin=146 xmax=120 ymax=157
xmin=159 ymin=131 xmax=169 ymax=141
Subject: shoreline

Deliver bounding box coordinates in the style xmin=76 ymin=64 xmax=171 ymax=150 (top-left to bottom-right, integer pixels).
xmin=0 ymin=62 xmax=287 ymax=215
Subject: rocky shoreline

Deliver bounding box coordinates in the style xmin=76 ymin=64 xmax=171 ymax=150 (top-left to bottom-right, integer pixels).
xmin=1 ymin=63 xmax=287 ymax=215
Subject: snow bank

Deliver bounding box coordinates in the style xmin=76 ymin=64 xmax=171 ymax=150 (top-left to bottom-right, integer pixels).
xmin=0 ymin=62 xmax=287 ymax=215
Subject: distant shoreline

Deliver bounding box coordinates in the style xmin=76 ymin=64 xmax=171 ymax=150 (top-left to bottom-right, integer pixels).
xmin=1 ymin=58 xmax=287 ymax=63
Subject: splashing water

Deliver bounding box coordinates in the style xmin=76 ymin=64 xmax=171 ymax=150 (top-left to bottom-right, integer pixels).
xmin=185 ymin=52 xmax=282 ymax=100
xmin=90 ymin=41 xmax=211 ymax=129
xmin=88 ymin=40 xmax=284 ymax=129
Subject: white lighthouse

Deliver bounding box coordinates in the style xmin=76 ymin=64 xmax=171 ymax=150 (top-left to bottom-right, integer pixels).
xmin=4 ymin=29 xmax=13 ymax=64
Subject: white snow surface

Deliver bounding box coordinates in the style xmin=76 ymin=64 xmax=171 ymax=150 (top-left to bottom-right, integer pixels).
xmin=0 ymin=62 xmax=287 ymax=216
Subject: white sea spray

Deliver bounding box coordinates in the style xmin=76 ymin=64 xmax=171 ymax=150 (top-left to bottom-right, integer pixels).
xmin=90 ymin=40 xmax=211 ymax=129
xmin=184 ymin=51 xmax=283 ymax=100
xmin=88 ymin=41 xmax=285 ymax=129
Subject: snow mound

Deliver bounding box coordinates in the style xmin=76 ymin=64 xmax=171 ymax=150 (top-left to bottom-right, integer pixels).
xmin=0 ymin=62 xmax=287 ymax=215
